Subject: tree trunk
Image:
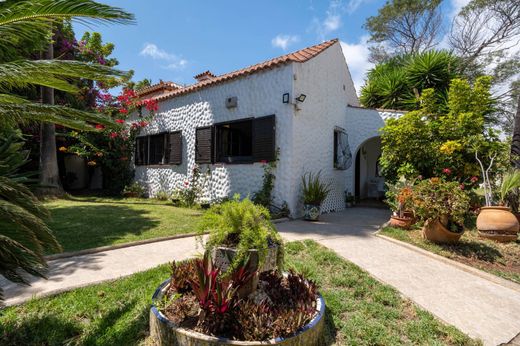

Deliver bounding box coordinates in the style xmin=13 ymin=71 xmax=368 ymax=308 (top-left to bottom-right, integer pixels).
xmin=38 ymin=42 xmax=63 ymax=196
xmin=511 ymin=95 xmax=520 ymax=168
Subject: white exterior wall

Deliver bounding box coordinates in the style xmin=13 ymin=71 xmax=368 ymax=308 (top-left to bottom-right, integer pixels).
xmin=134 ymin=64 xmax=296 ymax=211
xmin=344 ymin=106 xmax=405 ymax=197
xmin=290 ymin=43 xmax=360 ymax=215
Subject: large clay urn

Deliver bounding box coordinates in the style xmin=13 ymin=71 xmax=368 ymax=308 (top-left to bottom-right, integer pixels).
xmin=422 ymin=218 xmax=463 ymax=244
xmin=477 ymin=206 xmax=519 ymax=243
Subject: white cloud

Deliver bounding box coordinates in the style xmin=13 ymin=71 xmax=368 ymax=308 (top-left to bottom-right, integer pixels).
xmin=346 ymin=0 xmax=368 ymax=14
xmin=340 ymin=36 xmax=374 ymax=93
xmin=323 ymin=14 xmax=341 ymax=32
xmin=271 ymin=34 xmax=300 ymax=50
xmin=312 ymin=0 xmax=343 ymax=39
xmin=140 ymin=43 xmax=188 ymax=70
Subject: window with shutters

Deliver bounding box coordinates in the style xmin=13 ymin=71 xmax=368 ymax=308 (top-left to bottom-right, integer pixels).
xmin=195 ymin=115 xmax=276 ymax=165
xmin=216 ymin=119 xmax=253 ymax=163
xmin=165 ymin=131 xmax=182 ymax=165
xmin=134 ymin=132 xmax=183 ymax=166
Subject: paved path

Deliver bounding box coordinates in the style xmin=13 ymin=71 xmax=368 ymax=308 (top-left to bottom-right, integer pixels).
xmin=2 ymin=208 xmax=520 ymax=345
xmin=277 ymin=208 xmax=520 ymax=346
xmin=1 ymin=236 xmax=202 ymax=306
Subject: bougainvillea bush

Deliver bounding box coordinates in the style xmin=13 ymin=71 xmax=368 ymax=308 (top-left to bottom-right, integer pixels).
xmin=159 ymin=255 xmax=318 ymax=341
xmin=63 ymin=89 xmax=157 ymax=194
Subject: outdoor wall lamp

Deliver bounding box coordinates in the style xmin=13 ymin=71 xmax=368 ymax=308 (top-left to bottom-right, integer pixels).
xmin=282 ymin=93 xmax=290 ymax=103
xmin=295 ymin=94 xmax=306 ymax=103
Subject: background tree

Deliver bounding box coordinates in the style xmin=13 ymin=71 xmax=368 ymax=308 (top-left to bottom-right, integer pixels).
xmin=360 ymin=50 xmax=461 ymax=110
xmin=364 ymin=0 xmax=443 ymax=63
xmin=380 ymin=76 xmax=504 ymax=183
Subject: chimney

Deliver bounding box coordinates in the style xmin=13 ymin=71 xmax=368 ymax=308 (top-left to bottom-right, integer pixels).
xmin=194 ymin=70 xmax=216 ymax=83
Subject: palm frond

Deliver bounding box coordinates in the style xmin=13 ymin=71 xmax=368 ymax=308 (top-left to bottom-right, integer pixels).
xmin=0 ymin=102 xmax=114 ymax=130
xmin=0 ymin=0 xmax=134 ymax=48
xmin=500 ymin=170 xmax=520 ymax=204
xmin=0 ymin=60 xmax=128 ymax=93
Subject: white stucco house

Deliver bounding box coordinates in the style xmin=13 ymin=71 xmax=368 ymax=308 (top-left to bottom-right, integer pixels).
xmin=132 ymin=38 xmax=403 ymax=217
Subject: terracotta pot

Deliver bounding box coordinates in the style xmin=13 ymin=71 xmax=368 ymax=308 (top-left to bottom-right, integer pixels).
xmin=477 ymin=206 xmax=519 ymax=243
xmin=422 ymin=218 xmax=463 ymax=244
xmin=303 ymin=203 xmax=321 ymax=221
xmin=389 ymin=215 xmax=414 ymax=230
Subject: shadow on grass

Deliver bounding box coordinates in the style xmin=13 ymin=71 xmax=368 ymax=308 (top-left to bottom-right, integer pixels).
xmin=48 ymin=204 xmax=161 ymax=253
xmin=0 ymin=300 xmax=150 ymax=346
xmin=323 ymin=308 xmax=338 ymax=345
xmin=65 ymin=195 xmax=174 ymax=207
xmin=439 ymin=240 xmax=503 ymax=263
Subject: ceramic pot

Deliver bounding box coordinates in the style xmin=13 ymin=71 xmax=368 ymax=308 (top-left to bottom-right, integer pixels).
xmin=304 ymin=203 xmax=321 ymax=221
xmin=389 ymin=215 xmax=414 ymax=230
xmin=422 ymin=218 xmax=463 ymax=244
xmin=477 ymin=206 xmax=519 ymax=243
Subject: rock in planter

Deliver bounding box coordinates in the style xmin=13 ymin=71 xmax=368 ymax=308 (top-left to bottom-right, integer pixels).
xmin=303 ymin=203 xmax=321 ymax=221
xmin=422 ymin=218 xmax=463 ymax=244
xmin=477 ymin=206 xmax=519 ymax=243
xmin=149 ymin=279 xmax=326 ymax=346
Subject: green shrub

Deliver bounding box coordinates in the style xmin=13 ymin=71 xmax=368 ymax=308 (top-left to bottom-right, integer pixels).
xmin=122 ymin=182 xmax=145 ymax=198
xmin=155 ymin=190 xmax=170 ymax=201
xmin=198 ymin=195 xmax=284 ymax=272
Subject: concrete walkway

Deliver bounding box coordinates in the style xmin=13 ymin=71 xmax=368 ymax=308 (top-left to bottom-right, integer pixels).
xmin=277 ymin=208 xmax=520 ymax=346
xmin=1 ymin=236 xmax=202 ymax=306
xmin=2 ymin=208 xmax=520 ymax=345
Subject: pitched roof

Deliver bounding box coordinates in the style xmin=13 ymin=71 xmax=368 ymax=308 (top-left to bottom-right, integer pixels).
xmin=136 ymin=80 xmax=182 ymax=98
xmin=151 ymin=38 xmax=339 ymax=102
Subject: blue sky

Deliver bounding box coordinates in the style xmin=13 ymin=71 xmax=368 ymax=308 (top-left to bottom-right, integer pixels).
xmin=74 ymin=0 xmax=469 ymax=93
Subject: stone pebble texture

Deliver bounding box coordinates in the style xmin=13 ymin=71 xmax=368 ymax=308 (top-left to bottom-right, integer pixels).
xmin=133 ymin=42 xmax=404 ymax=217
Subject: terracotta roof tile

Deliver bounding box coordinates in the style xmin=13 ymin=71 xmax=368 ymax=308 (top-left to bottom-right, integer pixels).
xmin=154 ymin=38 xmax=339 ymax=102
xmin=136 ymin=80 xmax=181 ymax=97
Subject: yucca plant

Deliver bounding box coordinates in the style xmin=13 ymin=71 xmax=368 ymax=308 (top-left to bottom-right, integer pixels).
xmin=301 ymin=171 xmax=332 ymax=205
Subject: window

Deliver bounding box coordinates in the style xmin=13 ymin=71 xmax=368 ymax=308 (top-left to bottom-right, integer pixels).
xmin=216 ymin=119 xmax=253 ymax=163
xmin=134 ymin=132 xmax=182 ymax=166
xmin=333 ymin=128 xmax=352 ymax=170
xmin=195 ymin=115 xmax=275 ymax=164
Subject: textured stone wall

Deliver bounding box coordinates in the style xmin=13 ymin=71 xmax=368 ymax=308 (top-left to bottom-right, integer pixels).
xmin=290 ymin=43 xmax=361 ymax=216
xmin=132 ymin=64 xmax=296 ymax=210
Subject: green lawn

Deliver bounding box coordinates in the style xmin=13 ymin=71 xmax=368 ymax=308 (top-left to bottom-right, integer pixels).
xmin=380 ymin=226 xmax=520 ymax=285
xmin=45 ymin=196 xmax=202 ymax=254
xmin=0 ymin=240 xmax=478 ymax=345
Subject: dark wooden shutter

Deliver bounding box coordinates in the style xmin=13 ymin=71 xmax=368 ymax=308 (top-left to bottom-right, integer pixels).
xmin=195 ymin=126 xmax=214 ymax=163
xmin=165 ymin=131 xmax=182 ymax=165
xmin=149 ymin=134 xmax=165 ymax=165
xmin=135 ymin=136 xmax=148 ymax=166
xmin=253 ymin=115 xmax=276 ymax=162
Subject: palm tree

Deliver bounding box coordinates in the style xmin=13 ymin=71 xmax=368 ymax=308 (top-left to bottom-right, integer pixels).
xmin=0 ymin=0 xmax=134 ymax=303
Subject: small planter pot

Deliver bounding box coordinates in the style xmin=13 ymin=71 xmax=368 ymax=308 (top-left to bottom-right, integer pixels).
xmin=150 ymin=279 xmax=326 ymax=346
xmin=477 ymin=206 xmax=519 ymax=243
xmin=389 ymin=215 xmax=414 ymax=230
xmin=303 ymin=203 xmax=321 ymax=221
xmin=422 ymin=218 xmax=463 ymax=244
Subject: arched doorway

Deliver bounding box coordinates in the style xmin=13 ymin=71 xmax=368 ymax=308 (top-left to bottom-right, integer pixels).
xmin=354 ymin=136 xmax=384 ymax=201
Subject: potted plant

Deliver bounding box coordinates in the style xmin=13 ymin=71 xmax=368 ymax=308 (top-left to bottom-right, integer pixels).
xmin=412 ymin=178 xmax=470 ymax=243
xmin=301 ymin=171 xmax=332 ymax=221
xmin=122 ymin=182 xmax=145 ymax=198
xmin=197 ymin=195 xmax=284 ymax=296
xmin=476 ymin=168 xmax=520 ymax=242
xmin=384 ymin=177 xmax=415 ymax=229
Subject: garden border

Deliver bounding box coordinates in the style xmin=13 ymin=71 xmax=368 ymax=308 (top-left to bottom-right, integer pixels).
xmin=46 ymin=232 xmax=203 ymax=260
xmin=375 ymin=230 xmax=520 ymax=293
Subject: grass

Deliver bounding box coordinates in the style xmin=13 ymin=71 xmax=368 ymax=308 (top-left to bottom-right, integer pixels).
xmin=45 ymin=196 xmax=202 ymax=254
xmin=0 ymin=240 xmax=479 ymax=345
xmin=379 ymin=226 xmax=520 ymax=285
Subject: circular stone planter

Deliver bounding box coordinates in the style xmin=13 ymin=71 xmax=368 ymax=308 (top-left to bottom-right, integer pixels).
xmin=477 ymin=206 xmax=519 ymax=243
xmin=150 ymin=279 xmax=326 ymax=346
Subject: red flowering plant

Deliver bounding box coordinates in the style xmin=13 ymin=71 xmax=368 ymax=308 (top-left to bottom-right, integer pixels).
xmin=66 ymin=88 xmax=157 ymax=194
